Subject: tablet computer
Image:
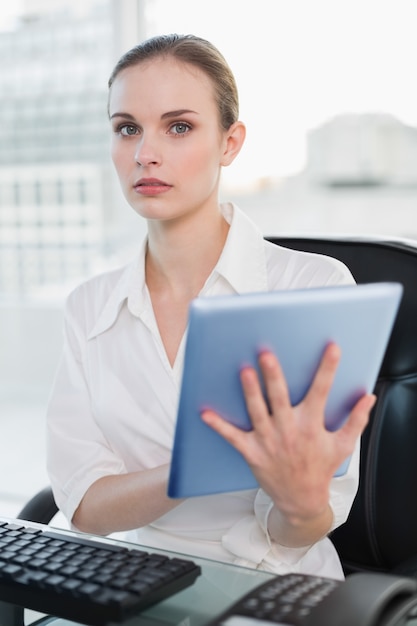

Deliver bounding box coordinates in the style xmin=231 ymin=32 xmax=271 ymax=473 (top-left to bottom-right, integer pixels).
xmin=168 ymin=282 xmax=402 ymax=498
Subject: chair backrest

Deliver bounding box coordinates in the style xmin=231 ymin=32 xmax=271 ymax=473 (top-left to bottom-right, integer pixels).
xmin=267 ymin=236 xmax=417 ymax=575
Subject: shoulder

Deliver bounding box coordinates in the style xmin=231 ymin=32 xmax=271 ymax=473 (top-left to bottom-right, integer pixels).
xmin=66 ymin=265 xmax=127 ymax=309
xmin=63 ymin=263 xmax=132 ymax=336
xmin=263 ymin=239 xmax=355 ymax=289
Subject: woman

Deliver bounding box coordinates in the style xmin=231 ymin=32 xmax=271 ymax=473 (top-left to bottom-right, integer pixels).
xmin=47 ymin=34 xmax=375 ymax=579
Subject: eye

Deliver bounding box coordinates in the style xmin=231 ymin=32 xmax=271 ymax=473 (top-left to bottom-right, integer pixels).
xmin=119 ymin=125 xmax=139 ymax=136
xmin=170 ymin=122 xmax=191 ymax=135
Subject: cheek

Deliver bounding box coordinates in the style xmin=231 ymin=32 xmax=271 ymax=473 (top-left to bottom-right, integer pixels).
xmin=111 ymin=141 xmax=131 ymax=177
xmin=110 ymin=140 xmax=121 ymax=169
xmin=180 ymin=141 xmax=222 ymax=178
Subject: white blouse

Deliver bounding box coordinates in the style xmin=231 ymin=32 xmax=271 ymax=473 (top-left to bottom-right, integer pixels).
xmin=47 ymin=203 xmax=359 ymax=580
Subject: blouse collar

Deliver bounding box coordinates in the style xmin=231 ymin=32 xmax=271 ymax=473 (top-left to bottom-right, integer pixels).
xmin=88 ymin=203 xmax=268 ymax=339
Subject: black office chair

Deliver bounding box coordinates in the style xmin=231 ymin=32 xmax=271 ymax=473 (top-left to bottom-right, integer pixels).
xmin=17 ymin=485 xmax=58 ymax=525
xmin=18 ymin=236 xmax=417 ymax=578
xmin=268 ymin=235 xmax=417 ymax=577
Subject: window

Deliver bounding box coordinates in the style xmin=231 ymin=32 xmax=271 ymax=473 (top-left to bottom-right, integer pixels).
xmin=0 ymin=0 xmax=416 ymax=518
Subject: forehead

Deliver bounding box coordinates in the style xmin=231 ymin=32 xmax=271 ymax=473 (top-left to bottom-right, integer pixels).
xmin=108 ymin=57 xmax=217 ymax=116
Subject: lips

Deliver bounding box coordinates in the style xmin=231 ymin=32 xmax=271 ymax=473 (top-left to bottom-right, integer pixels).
xmin=133 ymin=178 xmax=172 ymax=196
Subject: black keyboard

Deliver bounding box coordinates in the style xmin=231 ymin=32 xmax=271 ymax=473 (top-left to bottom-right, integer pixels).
xmin=0 ymin=518 xmax=201 ymax=625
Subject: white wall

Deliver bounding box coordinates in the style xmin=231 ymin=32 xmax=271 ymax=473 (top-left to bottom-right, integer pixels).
xmin=0 ymin=300 xmax=64 ymax=401
xmin=0 ymin=300 xmax=64 ymax=515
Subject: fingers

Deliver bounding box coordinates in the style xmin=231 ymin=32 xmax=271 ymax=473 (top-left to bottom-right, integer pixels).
xmin=339 ymin=393 xmax=376 ymax=442
xmin=202 ymin=343 xmax=372 ymax=445
xmin=200 ymin=356 xmax=278 ymax=447
xmin=202 ymin=351 xmax=293 ymax=449
xmin=203 ymin=344 xmax=341 ymax=438
xmin=257 ymin=351 xmax=291 ymax=411
xmin=201 ymin=408 xmax=247 ymax=450
xmin=201 ymin=352 xmax=288 ymax=449
xmin=302 ymin=343 xmax=341 ymax=421
xmin=241 ymin=353 xmax=290 ymax=432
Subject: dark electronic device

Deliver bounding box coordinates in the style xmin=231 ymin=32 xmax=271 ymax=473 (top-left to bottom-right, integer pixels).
xmin=209 ymin=571 xmax=417 ymax=626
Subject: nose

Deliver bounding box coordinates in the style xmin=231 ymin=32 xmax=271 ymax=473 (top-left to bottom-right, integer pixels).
xmin=134 ymin=133 xmax=161 ymax=167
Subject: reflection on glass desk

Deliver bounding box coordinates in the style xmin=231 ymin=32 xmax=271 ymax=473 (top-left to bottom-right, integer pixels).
xmin=17 ymin=524 xmax=274 ymax=626
xmin=45 ymin=550 xmax=272 ymax=626
xmin=5 ymin=519 xmax=417 ymax=626
xmin=129 ymin=553 xmax=273 ymax=626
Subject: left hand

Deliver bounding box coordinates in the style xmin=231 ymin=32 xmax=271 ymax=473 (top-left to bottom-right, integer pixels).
xmin=201 ymin=343 xmax=375 ymax=527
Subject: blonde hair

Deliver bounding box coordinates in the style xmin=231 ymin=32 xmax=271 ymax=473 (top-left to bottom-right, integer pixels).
xmin=108 ymin=34 xmax=239 ymax=131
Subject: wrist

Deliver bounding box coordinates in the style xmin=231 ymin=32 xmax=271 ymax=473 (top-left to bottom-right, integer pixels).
xmin=267 ymin=503 xmax=334 ymax=548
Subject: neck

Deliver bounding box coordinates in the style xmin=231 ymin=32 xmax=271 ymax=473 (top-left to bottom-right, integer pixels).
xmin=145 ymin=204 xmax=229 ymax=300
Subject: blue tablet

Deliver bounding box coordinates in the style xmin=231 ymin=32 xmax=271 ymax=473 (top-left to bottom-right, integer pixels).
xmin=168 ymin=282 xmax=402 ymax=498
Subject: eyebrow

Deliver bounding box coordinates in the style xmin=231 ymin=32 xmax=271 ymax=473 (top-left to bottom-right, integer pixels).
xmin=109 ymin=112 xmax=135 ymax=121
xmin=109 ymin=109 xmax=198 ymax=121
xmin=161 ymin=109 xmax=198 ymax=120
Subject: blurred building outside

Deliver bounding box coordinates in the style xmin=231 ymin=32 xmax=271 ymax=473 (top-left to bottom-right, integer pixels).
xmin=0 ymin=0 xmax=146 ymax=521
xmin=1 ymin=0 xmax=417 ymax=520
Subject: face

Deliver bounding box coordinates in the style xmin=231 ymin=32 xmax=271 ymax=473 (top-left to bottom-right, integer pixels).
xmin=109 ymin=57 xmax=238 ymax=224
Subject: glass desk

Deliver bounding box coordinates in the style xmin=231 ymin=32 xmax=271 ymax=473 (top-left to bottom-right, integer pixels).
xmin=4 ymin=521 xmax=417 ymax=626
xmin=12 ymin=525 xmax=275 ymax=626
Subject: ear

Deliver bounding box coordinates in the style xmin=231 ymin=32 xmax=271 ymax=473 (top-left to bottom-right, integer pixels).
xmin=220 ymin=121 xmax=246 ymax=167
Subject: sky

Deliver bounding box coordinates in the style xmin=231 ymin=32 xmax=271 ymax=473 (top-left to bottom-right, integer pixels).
xmin=1 ymin=0 xmax=416 ymax=186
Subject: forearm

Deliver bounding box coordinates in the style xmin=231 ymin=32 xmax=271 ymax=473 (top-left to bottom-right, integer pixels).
xmin=72 ymin=464 xmax=183 ymax=535
xmin=266 ymin=502 xmax=334 ymax=548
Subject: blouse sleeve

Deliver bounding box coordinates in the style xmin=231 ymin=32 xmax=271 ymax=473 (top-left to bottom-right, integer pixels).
xmin=46 ymin=295 xmax=126 ymax=524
